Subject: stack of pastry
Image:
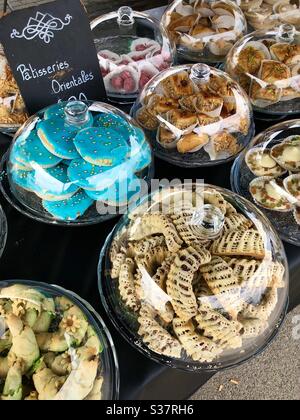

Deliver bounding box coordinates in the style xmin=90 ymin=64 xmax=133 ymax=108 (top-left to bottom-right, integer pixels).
xmin=109 ymin=187 xmax=285 ymax=363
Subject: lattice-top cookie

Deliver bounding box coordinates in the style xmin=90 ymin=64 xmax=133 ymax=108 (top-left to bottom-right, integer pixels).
xmin=211 ymin=230 xmax=265 ymax=259
xmin=173 ymin=318 xmax=222 ymax=363
xmin=129 ymin=213 xmax=183 ymax=252
xmin=138 ymin=305 xmax=182 ymax=358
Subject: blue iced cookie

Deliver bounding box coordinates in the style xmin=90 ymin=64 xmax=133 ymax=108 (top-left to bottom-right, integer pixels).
xmin=37 ymin=119 xmax=81 ymax=160
xmin=10 ymin=168 xmax=34 ymax=191
xmin=42 ymin=190 xmax=93 ymax=221
xmin=44 ymin=103 xmax=66 ymax=120
xmin=85 ymin=174 xmax=142 ymax=207
xmin=94 ymin=113 xmax=132 ymax=137
xmin=27 ymin=163 xmax=79 ymax=201
xmin=67 ymin=158 xmax=120 ymax=191
xmin=129 ymin=127 xmax=152 ymax=173
xmin=74 ymin=127 xmax=130 ymax=167
xmin=12 ymin=130 xmax=62 ymax=168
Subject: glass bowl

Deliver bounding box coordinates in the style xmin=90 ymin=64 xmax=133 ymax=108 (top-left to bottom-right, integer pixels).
xmin=98 ymin=183 xmax=288 ymax=372
xmin=0 ymin=203 xmax=7 ymax=259
xmin=0 ymin=279 xmax=119 ymax=400
xmin=0 ymin=100 xmax=153 ymax=226
xmin=90 ymin=6 xmax=175 ymax=104
xmin=161 ymin=0 xmax=247 ymax=64
xmin=239 ymin=0 xmax=300 ymax=32
xmin=231 ymin=118 xmax=300 ymax=246
xmin=131 ymin=63 xmax=254 ymax=168
xmin=226 ymin=24 xmax=300 ymax=116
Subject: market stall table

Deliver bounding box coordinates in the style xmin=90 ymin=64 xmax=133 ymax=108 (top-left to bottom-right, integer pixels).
xmin=0 ymin=1 xmax=300 ymax=400
xmin=0 ymin=122 xmax=299 ymax=400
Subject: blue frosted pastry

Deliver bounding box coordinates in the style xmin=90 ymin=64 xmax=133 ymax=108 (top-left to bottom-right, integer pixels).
xmin=27 ymin=163 xmax=79 ymax=201
xmin=12 ymin=131 xmax=62 ymax=168
xmin=94 ymin=113 xmax=132 ymax=138
xmin=67 ymin=158 xmax=120 ymax=191
xmin=74 ymin=127 xmax=130 ymax=166
xmin=42 ymin=190 xmax=93 ymax=221
xmin=37 ymin=119 xmax=82 ymax=160
xmin=44 ymin=103 xmax=66 ymax=120
xmin=85 ymin=174 xmax=142 ymax=206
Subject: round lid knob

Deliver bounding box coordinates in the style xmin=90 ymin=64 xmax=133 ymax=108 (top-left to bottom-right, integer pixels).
xmin=190 ymin=63 xmax=211 ymax=85
xmin=64 ymin=101 xmax=90 ymax=126
xmin=277 ymin=24 xmax=296 ymax=42
xmin=117 ymin=6 xmax=134 ymax=26
xmin=189 ymin=204 xmax=225 ymax=239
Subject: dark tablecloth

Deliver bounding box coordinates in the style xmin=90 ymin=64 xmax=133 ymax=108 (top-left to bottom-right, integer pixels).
xmin=0 ymin=117 xmax=299 ymax=400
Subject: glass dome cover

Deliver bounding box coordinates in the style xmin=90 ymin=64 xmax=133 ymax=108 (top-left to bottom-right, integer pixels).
xmin=90 ymin=6 xmax=175 ymax=103
xmin=132 ymin=63 xmax=254 ymax=167
xmin=161 ymin=0 xmax=247 ymax=64
xmin=0 ymin=279 xmax=119 ymax=400
xmin=226 ymin=24 xmax=300 ymax=115
xmin=231 ymin=118 xmax=300 ymax=246
xmin=239 ymin=0 xmax=300 ymax=31
xmin=1 ymin=100 xmax=153 ymax=225
xmin=99 ymin=183 xmax=288 ymax=371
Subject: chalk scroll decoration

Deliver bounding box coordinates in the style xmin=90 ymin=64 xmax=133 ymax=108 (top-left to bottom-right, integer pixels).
xmin=10 ymin=12 xmax=72 ymax=44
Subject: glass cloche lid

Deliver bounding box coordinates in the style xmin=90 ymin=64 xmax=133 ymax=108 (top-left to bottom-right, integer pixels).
xmin=0 ymin=100 xmax=153 ymax=225
xmin=90 ymin=6 xmax=175 ymax=104
xmin=231 ymin=118 xmax=300 ymax=246
xmin=131 ymin=63 xmax=254 ymax=167
xmin=99 ymin=183 xmax=288 ymax=371
xmin=226 ymin=24 xmax=300 ymax=115
xmin=239 ymin=0 xmax=300 ymax=31
xmin=0 ymin=279 xmax=119 ymax=400
xmin=161 ymin=0 xmax=247 ymax=64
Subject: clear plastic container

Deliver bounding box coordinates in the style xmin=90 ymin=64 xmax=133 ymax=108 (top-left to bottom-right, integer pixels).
xmin=0 ymin=204 xmax=7 ymax=259
xmin=0 ymin=279 xmax=119 ymax=400
xmin=239 ymin=0 xmax=300 ymax=31
xmin=161 ymin=0 xmax=247 ymax=64
xmin=231 ymin=118 xmax=300 ymax=246
xmin=90 ymin=6 xmax=175 ymax=104
xmin=98 ymin=183 xmax=288 ymax=371
xmin=226 ymin=24 xmax=300 ymax=116
xmin=0 ymin=48 xmax=28 ymax=135
xmin=131 ymin=63 xmax=254 ymax=167
xmin=0 ymin=100 xmax=153 ymax=225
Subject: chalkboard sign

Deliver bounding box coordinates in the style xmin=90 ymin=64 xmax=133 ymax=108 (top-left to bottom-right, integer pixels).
xmin=0 ymin=0 xmax=106 ymax=114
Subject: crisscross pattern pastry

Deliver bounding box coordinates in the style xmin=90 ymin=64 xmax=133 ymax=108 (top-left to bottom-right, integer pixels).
xmin=211 ymin=230 xmax=265 ymax=259
xmin=195 ymin=302 xmax=243 ymax=349
xmin=173 ymin=318 xmax=222 ymax=362
xmin=129 ymin=213 xmax=183 ymax=252
xmin=138 ymin=305 xmax=182 ymax=358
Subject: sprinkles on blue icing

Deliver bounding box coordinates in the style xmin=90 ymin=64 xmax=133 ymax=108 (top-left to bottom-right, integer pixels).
xmin=37 ymin=119 xmax=81 ymax=160
xmin=67 ymin=158 xmax=122 ymax=191
xmin=12 ymin=130 xmax=62 ymax=168
xmin=94 ymin=113 xmax=133 ymax=138
xmin=74 ymin=127 xmax=130 ymax=166
xmin=27 ymin=163 xmax=79 ymax=201
xmin=42 ymin=190 xmax=93 ymax=221
xmin=85 ymin=174 xmax=142 ymax=206
xmin=44 ymin=103 xmax=66 ymax=120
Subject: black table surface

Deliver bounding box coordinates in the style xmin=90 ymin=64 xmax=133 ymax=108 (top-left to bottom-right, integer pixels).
xmin=0 ymin=114 xmax=300 ymax=400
